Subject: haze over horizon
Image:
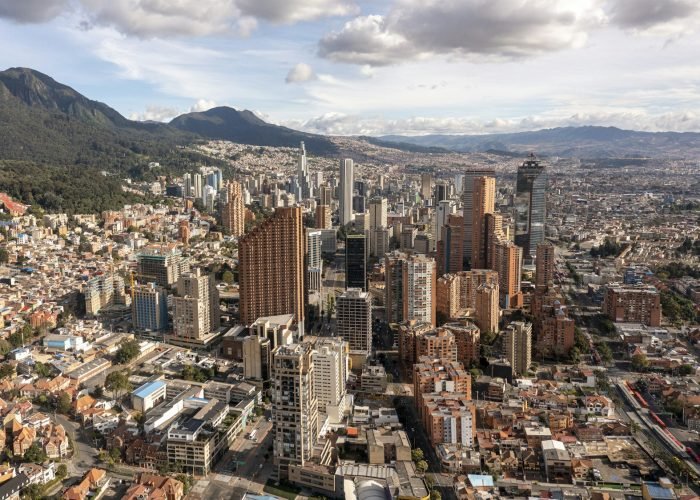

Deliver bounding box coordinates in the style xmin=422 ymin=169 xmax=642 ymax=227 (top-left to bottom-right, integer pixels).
xmin=1 ymin=0 xmax=699 ymax=136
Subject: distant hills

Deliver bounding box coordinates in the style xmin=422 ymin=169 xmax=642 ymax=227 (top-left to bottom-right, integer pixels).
xmin=379 ymin=126 xmax=700 ymax=158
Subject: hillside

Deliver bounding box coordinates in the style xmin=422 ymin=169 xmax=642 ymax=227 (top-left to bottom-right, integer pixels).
xmin=379 ymin=126 xmax=700 ymax=158
xmin=170 ymin=107 xmax=337 ymax=155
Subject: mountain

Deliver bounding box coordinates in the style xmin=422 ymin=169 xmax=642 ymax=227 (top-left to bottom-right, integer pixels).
xmin=379 ymin=126 xmax=700 ymax=158
xmin=170 ymin=107 xmax=337 ymax=155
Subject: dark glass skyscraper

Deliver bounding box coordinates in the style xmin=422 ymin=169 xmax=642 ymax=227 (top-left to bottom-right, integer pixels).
xmin=345 ymin=233 xmax=367 ymax=291
xmin=514 ymin=155 xmax=547 ymax=263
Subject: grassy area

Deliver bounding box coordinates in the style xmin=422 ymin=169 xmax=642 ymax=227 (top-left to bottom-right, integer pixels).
xmin=264 ymin=480 xmax=300 ymax=500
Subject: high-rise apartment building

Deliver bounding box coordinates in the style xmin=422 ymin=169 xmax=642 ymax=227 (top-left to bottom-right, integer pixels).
xmin=437 ymin=274 xmax=461 ymax=322
xmin=539 ymin=303 xmax=575 ymax=356
xmin=442 ymin=321 xmax=480 ymax=367
xmin=271 ymin=343 xmax=318 ymax=478
xmin=319 ymin=186 xmax=333 ymax=207
xmin=436 ymin=199 xmax=456 ymax=244
xmin=384 ymin=251 xmax=437 ymax=326
xmin=485 ymin=212 xmax=504 ymax=270
xmin=345 ymin=233 xmax=367 ymax=291
xmin=503 ymin=321 xmax=532 ymax=376
xmin=493 ymin=240 xmax=523 ymax=309
xmin=368 ymin=197 xmax=387 ymax=256
xmin=462 ymin=168 xmax=495 ymax=267
xmin=315 ymin=205 xmax=331 ymax=229
xmin=137 ymin=247 xmax=188 ymax=288
xmin=536 ymin=241 xmax=556 ymax=289
xmin=420 ymin=173 xmax=432 ymax=201
xmin=312 ymin=338 xmax=348 ymax=424
xmin=239 ymin=207 xmax=306 ymax=330
xmin=514 ymin=156 xmax=547 ymax=262
xmin=307 ymin=230 xmax=323 ymax=292
xmin=297 ymin=142 xmax=313 ymax=200
xmin=475 ymin=283 xmax=499 ymax=335
xmin=336 ymin=288 xmax=372 ymax=356
xmin=172 ymin=269 xmax=218 ymax=341
xmin=339 ymin=159 xmax=354 ymax=226
xmin=132 ymin=282 xmax=168 ymax=332
xmin=603 ymin=284 xmax=661 ymax=326
xmin=471 ymin=176 xmax=496 ymax=269
xmin=220 ymin=181 xmax=245 ymax=237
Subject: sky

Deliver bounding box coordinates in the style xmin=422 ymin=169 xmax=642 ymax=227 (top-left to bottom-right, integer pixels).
xmin=1 ymin=0 xmax=699 ymax=136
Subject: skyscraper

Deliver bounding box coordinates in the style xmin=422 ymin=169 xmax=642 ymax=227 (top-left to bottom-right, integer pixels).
xmin=337 ymin=288 xmax=372 ymax=357
xmin=271 ymin=343 xmax=318 ymax=479
xmin=385 ymin=251 xmax=437 ymax=326
xmin=132 ymin=282 xmax=168 ymax=332
xmin=420 ymin=173 xmax=432 ymax=201
xmin=243 ymin=335 xmax=271 ymax=382
xmin=436 ymin=199 xmax=456 ymax=244
xmin=471 ymin=176 xmax=496 ymax=269
xmin=462 ymin=168 xmax=495 ymax=267
xmin=437 ymin=213 xmax=464 ymax=276
xmin=307 ymin=230 xmax=323 ymax=292
xmin=514 ymin=155 xmax=547 ymax=263
xmin=319 ymin=186 xmax=333 ymax=207
xmin=137 ymin=247 xmax=188 ymax=288
xmin=221 ymin=181 xmax=245 ymax=237
xmin=494 ymin=240 xmax=523 ymax=309
xmin=339 ymin=159 xmax=354 ymax=226
xmin=345 ymin=233 xmax=367 ymax=291
xmin=239 ymin=207 xmax=306 ymax=330
xmin=368 ymin=196 xmax=388 ymax=257
xmin=297 ymin=142 xmax=313 ymax=200
xmin=315 ymin=205 xmax=331 ymax=229
xmin=503 ymin=321 xmax=532 ymax=376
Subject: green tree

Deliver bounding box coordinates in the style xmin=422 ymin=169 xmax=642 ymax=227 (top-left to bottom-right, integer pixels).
xmin=679 ymin=364 xmax=694 ymax=376
xmin=56 ymin=464 xmax=68 ymax=479
xmin=416 ymin=460 xmax=429 ymax=473
xmin=105 ymin=370 xmax=132 ymax=400
xmin=0 ymin=247 xmax=9 ymax=264
xmin=222 ymin=270 xmax=234 ymax=284
xmin=596 ymin=342 xmax=613 ymax=364
xmin=411 ymin=448 xmax=425 ymax=462
xmin=21 ymin=483 xmax=43 ymax=500
xmin=57 ymin=392 xmax=72 ymax=414
xmin=8 ymin=332 xmax=24 ymax=348
xmin=34 ymin=362 xmax=52 ymax=378
xmin=23 ymin=443 xmax=47 ymax=463
xmin=631 ymin=353 xmax=649 ymax=372
xmin=0 ymin=363 xmax=15 ymax=380
xmin=430 ymin=491 xmax=442 ymax=500
xmin=175 ymin=474 xmax=194 ymax=494
xmin=110 ymin=446 xmax=122 ymax=463
xmin=90 ymin=385 xmax=104 ymax=398
xmin=114 ymin=339 xmax=141 ymax=364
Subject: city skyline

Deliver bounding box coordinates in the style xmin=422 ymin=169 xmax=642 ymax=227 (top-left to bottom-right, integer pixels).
xmin=0 ymin=0 xmax=699 ymax=135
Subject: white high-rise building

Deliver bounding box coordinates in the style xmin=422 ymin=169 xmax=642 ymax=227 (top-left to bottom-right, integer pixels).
xmin=368 ymin=197 xmax=388 ymax=256
xmin=436 ymin=199 xmax=456 ymax=244
xmin=339 ymin=159 xmax=354 ymax=226
xmin=312 ymin=338 xmax=348 ymax=424
xmin=503 ymin=321 xmax=532 ymax=376
xmin=404 ymin=254 xmax=436 ymax=326
xmin=307 ymin=229 xmax=323 ymax=292
xmin=192 ymin=173 xmax=203 ymax=200
xmin=336 ymin=288 xmax=372 ymax=357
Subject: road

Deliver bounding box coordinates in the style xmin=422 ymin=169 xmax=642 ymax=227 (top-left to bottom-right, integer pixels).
xmin=55 ymin=413 xmax=100 ymax=478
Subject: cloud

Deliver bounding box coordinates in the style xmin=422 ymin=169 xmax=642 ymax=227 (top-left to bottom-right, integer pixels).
xmin=607 ymin=0 xmax=700 ymax=34
xmin=0 ymin=0 xmax=356 ymax=37
xmin=319 ymin=0 xmax=607 ymax=65
xmin=285 ymin=63 xmax=316 ymax=84
xmin=0 ymin=0 xmax=69 ymax=23
xmin=190 ymin=99 xmax=217 ymax=112
xmin=129 ymin=105 xmax=180 ymax=122
xmin=285 ymin=109 xmax=700 ymax=136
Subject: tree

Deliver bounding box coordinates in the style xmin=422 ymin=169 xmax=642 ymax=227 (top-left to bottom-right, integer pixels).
xmin=114 ymin=339 xmax=141 ymax=364
xmin=34 ymin=362 xmax=52 ymax=378
xmin=631 ymin=353 xmax=649 ymax=372
xmin=326 ymin=294 xmax=336 ymax=318
xmin=411 ymin=449 xmax=425 ymax=462
xmin=110 ymin=446 xmax=122 ymax=463
xmin=23 ymin=443 xmax=47 ymax=463
xmin=57 ymin=392 xmax=72 ymax=414
xmin=596 ymin=342 xmax=613 ymax=364
xmin=0 ymin=363 xmax=15 ymax=380
xmin=56 ymin=464 xmax=68 ymax=480
xmin=430 ymin=491 xmax=442 ymax=500
xmin=8 ymin=332 xmax=24 ymax=348
xmin=416 ymin=460 xmax=429 ymax=473
xmin=0 ymin=247 xmax=8 ymax=264
xmin=90 ymin=385 xmax=104 ymax=398
xmin=222 ymin=270 xmax=234 ymax=284
xmin=175 ymin=474 xmax=194 ymax=494
xmin=21 ymin=483 xmax=43 ymax=500
xmin=679 ymin=364 xmax=694 ymax=376
xmin=105 ymin=370 xmax=132 ymax=400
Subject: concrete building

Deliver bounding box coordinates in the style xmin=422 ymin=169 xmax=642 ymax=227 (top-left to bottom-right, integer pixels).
xmin=420 ymin=173 xmax=432 ymax=201
xmin=503 ymin=321 xmax=532 ymax=376
xmin=345 ymin=233 xmax=367 ymax=291
xmin=337 ymin=288 xmax=372 ymax=358
xmin=307 ymin=230 xmax=323 ymax=292
xmin=542 ymin=440 xmax=572 ymax=484
xmin=385 ymin=252 xmax=436 ymax=327
xmin=443 ymin=321 xmax=480 ymax=367
xmin=536 ymin=241 xmax=556 ymax=290
xmin=475 ymin=282 xmax=499 ymax=335
xmin=312 ymin=338 xmax=348 ymax=424
xmin=339 ymin=159 xmax=354 ymax=226
xmin=315 ymin=205 xmax=331 ymax=229
xmin=137 ymin=247 xmax=187 ymax=288
xmin=462 ymin=168 xmax=495 ymax=267
xmin=603 ymin=284 xmax=661 ymax=326
xmin=132 ymin=282 xmax=168 ymax=332
xmin=172 ymin=269 xmax=218 ymax=342
xmin=368 ymin=197 xmax=387 ymax=256
xmin=243 ymin=335 xmax=272 ymax=383
xmin=271 ymin=343 xmax=319 ymax=479
xmin=220 ymin=181 xmax=245 ymax=237
xmin=437 ymin=213 xmax=464 ymax=276
xmin=239 ymin=207 xmax=306 ymax=331
xmin=132 ymin=380 xmax=167 ymax=413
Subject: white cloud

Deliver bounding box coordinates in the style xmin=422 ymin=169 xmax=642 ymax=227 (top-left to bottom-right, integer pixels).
xmin=236 ymin=0 xmax=357 ymax=24
xmin=285 ymin=63 xmax=316 ymax=84
xmin=190 ymin=99 xmax=217 ymax=112
xmin=129 ymin=105 xmax=180 ymax=122
xmin=319 ymin=0 xmax=607 ymax=65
